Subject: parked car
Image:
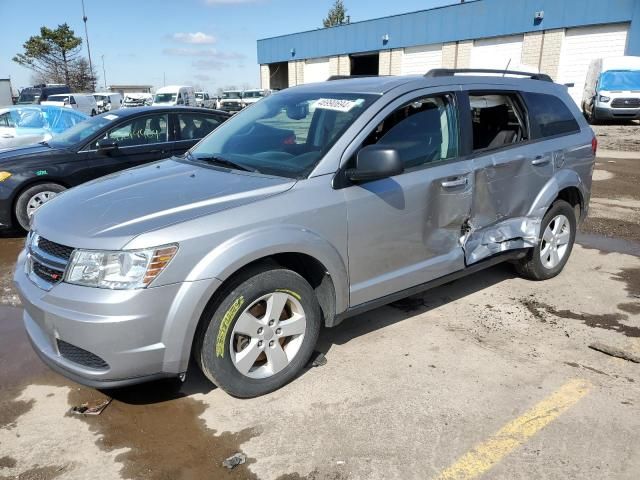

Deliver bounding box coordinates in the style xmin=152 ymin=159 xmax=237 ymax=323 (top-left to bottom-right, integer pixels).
xmin=41 ymin=93 xmax=99 ymax=116
xmin=16 ymin=84 xmax=70 ymax=105
xmin=0 ymin=106 xmax=229 ymax=230
xmin=195 ymin=92 xmax=215 ymax=109
xmin=93 ymin=92 xmax=123 ymax=114
xmin=122 ymin=93 xmax=153 ymax=108
xmin=219 ymin=89 xmax=243 ymax=113
xmin=153 ymin=85 xmax=196 ymax=107
xmin=241 ymin=89 xmax=269 ymax=108
xmin=582 ymin=56 xmax=640 ymax=123
xmin=0 ymin=105 xmax=87 ymax=150
xmin=14 ymin=69 xmax=595 ymax=398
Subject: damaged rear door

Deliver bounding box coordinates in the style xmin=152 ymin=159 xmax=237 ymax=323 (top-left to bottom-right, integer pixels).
xmin=460 ymin=87 xmax=555 ymax=264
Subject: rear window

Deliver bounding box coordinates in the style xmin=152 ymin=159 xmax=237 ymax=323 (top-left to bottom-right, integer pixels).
xmin=522 ymin=92 xmax=579 ymax=138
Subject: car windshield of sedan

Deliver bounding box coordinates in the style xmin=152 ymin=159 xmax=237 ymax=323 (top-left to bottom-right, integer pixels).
xmin=188 ymin=90 xmax=378 ymax=179
xmin=48 ymin=114 xmax=115 ymax=148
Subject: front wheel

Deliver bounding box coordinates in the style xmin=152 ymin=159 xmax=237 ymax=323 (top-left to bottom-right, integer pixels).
xmin=515 ymin=200 xmax=576 ymax=281
xmin=14 ymin=183 xmax=66 ymax=231
xmin=195 ymin=266 xmax=322 ymax=398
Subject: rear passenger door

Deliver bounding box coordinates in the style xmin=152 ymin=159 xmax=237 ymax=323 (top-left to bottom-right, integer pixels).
xmin=462 ymin=88 xmax=579 ymax=264
xmin=343 ymin=90 xmax=473 ymax=306
xmin=171 ymin=112 xmax=226 ymax=155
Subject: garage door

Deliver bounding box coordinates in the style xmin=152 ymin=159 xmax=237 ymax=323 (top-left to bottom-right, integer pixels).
xmin=557 ymin=23 xmax=629 ymax=106
xmin=402 ymin=44 xmax=442 ymax=75
xmin=304 ymin=58 xmax=330 ymax=84
xmin=471 ymin=35 xmax=524 ymax=70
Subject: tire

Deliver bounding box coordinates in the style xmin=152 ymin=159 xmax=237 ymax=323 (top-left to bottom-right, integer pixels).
xmin=14 ymin=183 xmax=66 ymax=231
xmin=91 ymin=109 xmax=97 ymax=116
xmin=195 ymin=266 xmax=322 ymax=398
xmin=586 ymin=103 xmax=599 ymax=125
xmin=515 ymin=200 xmax=576 ymax=281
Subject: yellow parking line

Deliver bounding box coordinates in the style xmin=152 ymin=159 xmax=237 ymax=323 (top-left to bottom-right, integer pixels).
xmin=434 ymin=379 xmax=591 ymax=480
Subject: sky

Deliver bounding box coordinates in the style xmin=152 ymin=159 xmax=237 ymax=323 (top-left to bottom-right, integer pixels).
xmin=0 ymin=0 xmax=455 ymax=93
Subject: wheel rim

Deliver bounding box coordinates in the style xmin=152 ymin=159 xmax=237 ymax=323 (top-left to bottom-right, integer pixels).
xmin=540 ymin=214 xmax=571 ymax=269
xmin=230 ymin=291 xmax=306 ymax=379
xmin=26 ymin=191 xmax=58 ymax=218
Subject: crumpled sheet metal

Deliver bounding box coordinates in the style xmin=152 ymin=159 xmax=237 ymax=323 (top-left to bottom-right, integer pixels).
xmin=462 ymin=216 xmax=541 ymax=265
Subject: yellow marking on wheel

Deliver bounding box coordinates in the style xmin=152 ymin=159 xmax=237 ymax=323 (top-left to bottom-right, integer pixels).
xmin=216 ymin=296 xmax=244 ymax=358
xmin=434 ymin=378 xmax=591 ymax=480
xmin=276 ymin=288 xmax=301 ymax=300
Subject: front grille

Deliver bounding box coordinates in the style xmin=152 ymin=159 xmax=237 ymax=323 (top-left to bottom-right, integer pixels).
xmin=37 ymin=237 xmax=74 ymax=261
xmin=611 ymin=98 xmax=640 ymax=108
xmin=33 ymin=262 xmax=64 ymax=283
xmin=57 ymin=339 xmax=109 ymax=370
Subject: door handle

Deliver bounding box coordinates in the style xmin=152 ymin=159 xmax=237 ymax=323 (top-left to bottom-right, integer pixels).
xmin=441 ymin=177 xmax=468 ymax=188
xmin=531 ymin=155 xmax=551 ymax=166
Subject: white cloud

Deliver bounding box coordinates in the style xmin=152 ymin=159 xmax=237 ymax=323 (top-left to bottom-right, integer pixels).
xmin=163 ymin=48 xmax=245 ymax=60
xmin=192 ymin=59 xmax=230 ymax=70
xmin=171 ymin=32 xmax=216 ymax=44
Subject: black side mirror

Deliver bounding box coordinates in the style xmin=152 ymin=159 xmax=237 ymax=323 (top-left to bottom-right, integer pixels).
xmin=563 ymin=82 xmax=575 ymax=88
xmin=96 ymin=138 xmax=118 ymax=154
xmin=346 ymin=145 xmax=404 ymax=183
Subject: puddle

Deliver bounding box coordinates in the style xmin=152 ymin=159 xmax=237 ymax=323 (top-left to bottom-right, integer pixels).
xmin=618 ymin=302 xmax=640 ymax=314
xmin=0 ymin=237 xmax=23 ymax=307
xmin=611 ymin=267 xmax=640 ymax=298
xmin=521 ymin=298 xmax=640 ymax=337
xmin=577 ymin=233 xmax=640 ymax=257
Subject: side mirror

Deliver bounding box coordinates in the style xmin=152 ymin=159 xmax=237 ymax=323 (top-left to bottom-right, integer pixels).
xmin=346 ymin=145 xmax=404 ymax=183
xmin=96 ymin=138 xmax=118 ymax=154
xmin=563 ymin=82 xmax=575 ymax=88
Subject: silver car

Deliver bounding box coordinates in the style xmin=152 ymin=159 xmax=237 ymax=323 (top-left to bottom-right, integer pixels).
xmin=14 ymin=69 xmax=596 ymax=397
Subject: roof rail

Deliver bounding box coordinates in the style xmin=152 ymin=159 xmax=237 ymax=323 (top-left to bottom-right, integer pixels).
xmin=425 ymin=68 xmax=553 ymax=82
xmin=327 ymin=75 xmax=381 ymax=81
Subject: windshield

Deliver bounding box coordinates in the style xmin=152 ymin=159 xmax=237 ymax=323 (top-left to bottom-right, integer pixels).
xmin=48 ymin=114 xmax=113 ymax=148
xmin=154 ymin=93 xmax=177 ymax=103
xmin=244 ymin=91 xmax=264 ymax=99
xmin=223 ymin=92 xmax=241 ymax=99
xmin=600 ymin=70 xmax=640 ymax=91
xmin=17 ymin=89 xmax=41 ymax=104
xmin=94 ymin=94 xmax=108 ymax=101
xmin=46 ymin=95 xmax=70 ymax=103
xmin=188 ymin=91 xmax=377 ymax=179
xmin=196 ymin=93 xmax=204 ymax=99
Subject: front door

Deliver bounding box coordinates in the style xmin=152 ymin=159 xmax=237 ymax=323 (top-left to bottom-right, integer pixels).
xmin=344 ymin=91 xmax=472 ymax=306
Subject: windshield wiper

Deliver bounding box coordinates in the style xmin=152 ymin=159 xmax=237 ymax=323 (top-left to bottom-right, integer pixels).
xmin=187 ymin=152 xmax=258 ymax=173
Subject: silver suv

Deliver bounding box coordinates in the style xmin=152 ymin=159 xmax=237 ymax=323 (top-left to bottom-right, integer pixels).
xmin=14 ymin=69 xmax=596 ymax=398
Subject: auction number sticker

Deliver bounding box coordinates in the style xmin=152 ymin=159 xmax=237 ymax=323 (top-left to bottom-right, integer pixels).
xmin=314 ymin=98 xmax=363 ymax=112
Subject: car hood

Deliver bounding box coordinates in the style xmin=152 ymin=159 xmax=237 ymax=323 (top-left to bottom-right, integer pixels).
xmin=33 ymin=158 xmax=296 ymax=250
xmin=0 ymin=143 xmax=63 ymax=160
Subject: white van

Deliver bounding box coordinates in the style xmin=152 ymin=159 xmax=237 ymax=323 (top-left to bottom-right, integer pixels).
xmin=41 ymin=93 xmax=99 ymax=116
xmin=93 ymin=92 xmax=122 ymax=113
xmin=242 ymin=89 xmax=270 ymax=108
xmin=582 ymin=56 xmax=640 ymax=123
xmin=122 ymin=92 xmax=154 ymax=108
xmin=152 ymin=85 xmax=196 ymax=107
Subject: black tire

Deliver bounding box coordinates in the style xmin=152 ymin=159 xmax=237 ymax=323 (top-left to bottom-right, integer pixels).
xmin=14 ymin=183 xmax=66 ymax=231
xmin=515 ymin=199 xmax=576 ymax=281
xmin=586 ymin=103 xmax=599 ymax=125
xmin=91 ymin=109 xmax=97 ymax=116
xmin=194 ymin=265 xmax=322 ymax=398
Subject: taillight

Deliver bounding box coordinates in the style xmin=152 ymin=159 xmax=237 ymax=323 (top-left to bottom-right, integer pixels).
xmin=591 ymin=136 xmax=598 ymax=155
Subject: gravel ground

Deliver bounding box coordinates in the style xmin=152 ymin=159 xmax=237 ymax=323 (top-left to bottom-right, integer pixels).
xmin=592 ymin=121 xmax=640 ymax=152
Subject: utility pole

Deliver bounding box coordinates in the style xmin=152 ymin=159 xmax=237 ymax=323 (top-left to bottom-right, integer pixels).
xmin=81 ymin=0 xmax=95 ymax=90
xmin=101 ymin=54 xmax=107 ymax=90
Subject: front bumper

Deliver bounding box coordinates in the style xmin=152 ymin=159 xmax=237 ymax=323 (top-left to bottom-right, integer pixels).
xmin=13 ymin=249 xmax=221 ymax=388
xmin=595 ymin=106 xmax=640 ymax=120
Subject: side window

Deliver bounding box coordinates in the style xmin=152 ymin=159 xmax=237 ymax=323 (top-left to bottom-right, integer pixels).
xmin=177 ymin=93 xmax=184 ymax=105
xmin=92 ymin=114 xmax=168 ymax=148
xmin=178 ymin=113 xmax=221 ymax=140
xmin=0 ymin=113 xmax=14 ymax=128
xmin=522 ymin=92 xmax=580 ymax=138
xmin=469 ymin=92 xmax=528 ymax=151
xmin=362 ymin=94 xmax=459 ymax=169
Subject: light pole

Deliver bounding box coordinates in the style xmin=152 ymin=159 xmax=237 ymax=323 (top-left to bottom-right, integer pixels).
xmin=101 ymin=55 xmax=107 ymax=90
xmin=81 ymin=0 xmax=95 ymax=90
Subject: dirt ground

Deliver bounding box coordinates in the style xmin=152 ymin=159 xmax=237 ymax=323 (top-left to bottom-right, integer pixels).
xmin=592 ymin=120 xmax=640 ymax=152
xmin=1 ymin=125 xmax=639 ymax=480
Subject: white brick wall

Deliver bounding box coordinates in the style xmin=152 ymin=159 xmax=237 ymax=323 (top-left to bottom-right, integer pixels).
xmin=442 ymin=43 xmax=457 ymax=68
xmin=521 ymin=31 xmax=543 ymax=69
xmin=540 ymin=29 xmax=565 ymax=80
xmin=338 ymin=55 xmax=350 ymax=75
xmin=260 ymin=65 xmax=270 ymax=90
xmin=379 ymin=49 xmax=391 ymax=75
xmin=288 ymin=60 xmax=305 ymax=86
xmin=329 ymin=56 xmax=339 ymax=76
xmin=456 ymin=40 xmax=473 ymax=68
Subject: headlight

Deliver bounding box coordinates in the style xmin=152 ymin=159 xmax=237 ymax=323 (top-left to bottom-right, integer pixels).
xmin=66 ymin=245 xmax=178 ymax=289
xmin=599 ymin=95 xmax=610 ymax=102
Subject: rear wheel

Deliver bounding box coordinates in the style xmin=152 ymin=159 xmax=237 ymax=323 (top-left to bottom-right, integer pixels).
xmin=515 ymin=200 xmax=576 ymax=281
xmin=586 ymin=102 xmax=599 ymax=125
xmin=195 ymin=266 xmax=322 ymax=398
xmin=14 ymin=183 xmax=66 ymax=231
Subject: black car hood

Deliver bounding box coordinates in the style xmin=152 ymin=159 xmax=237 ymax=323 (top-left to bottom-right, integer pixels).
xmin=0 ymin=144 xmax=69 ymax=163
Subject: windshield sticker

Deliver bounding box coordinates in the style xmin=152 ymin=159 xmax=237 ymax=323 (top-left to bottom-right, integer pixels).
xmin=103 ymin=114 xmax=119 ymax=121
xmin=313 ymin=98 xmax=364 ymax=112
